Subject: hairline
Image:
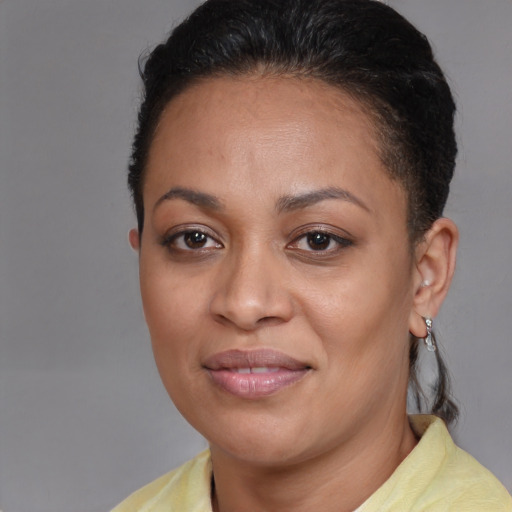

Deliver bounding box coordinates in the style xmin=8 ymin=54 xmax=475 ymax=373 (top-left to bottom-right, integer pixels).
xmin=136 ymin=68 xmax=421 ymax=247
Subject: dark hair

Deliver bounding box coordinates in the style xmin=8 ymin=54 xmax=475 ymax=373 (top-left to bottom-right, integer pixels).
xmin=129 ymin=0 xmax=458 ymax=424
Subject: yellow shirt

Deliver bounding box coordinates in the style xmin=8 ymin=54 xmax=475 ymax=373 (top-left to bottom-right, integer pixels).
xmin=112 ymin=415 xmax=512 ymax=511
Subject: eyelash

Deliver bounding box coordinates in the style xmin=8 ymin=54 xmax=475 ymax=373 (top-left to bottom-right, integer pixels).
xmin=160 ymin=226 xmax=353 ymax=257
xmin=287 ymin=227 xmax=353 ymax=256
xmin=160 ymin=227 xmax=223 ymax=253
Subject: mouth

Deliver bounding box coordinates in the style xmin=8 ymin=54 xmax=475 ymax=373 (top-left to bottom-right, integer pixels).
xmin=203 ymin=349 xmax=311 ymax=399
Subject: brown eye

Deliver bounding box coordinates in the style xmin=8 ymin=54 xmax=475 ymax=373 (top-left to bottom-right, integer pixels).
xmin=307 ymin=232 xmax=332 ymax=251
xmin=287 ymin=228 xmax=353 ymax=256
xmin=184 ymin=231 xmax=208 ymax=249
xmin=161 ymin=228 xmax=222 ymax=253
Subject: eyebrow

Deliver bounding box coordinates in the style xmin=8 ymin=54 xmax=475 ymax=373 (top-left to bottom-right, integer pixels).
xmin=276 ymin=187 xmax=370 ymax=213
xmin=153 ymin=185 xmax=369 ymax=215
xmin=153 ymin=187 xmax=223 ymax=212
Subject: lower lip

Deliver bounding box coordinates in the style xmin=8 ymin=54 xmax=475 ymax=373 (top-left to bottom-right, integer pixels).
xmin=207 ymin=368 xmax=309 ymax=399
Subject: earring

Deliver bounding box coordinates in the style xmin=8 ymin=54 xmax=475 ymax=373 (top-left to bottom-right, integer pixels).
xmin=423 ymin=317 xmax=436 ymax=352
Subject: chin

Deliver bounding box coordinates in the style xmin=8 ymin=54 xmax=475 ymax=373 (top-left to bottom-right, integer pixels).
xmin=200 ymin=410 xmax=324 ymax=468
xmin=212 ymin=436 xmax=307 ymax=468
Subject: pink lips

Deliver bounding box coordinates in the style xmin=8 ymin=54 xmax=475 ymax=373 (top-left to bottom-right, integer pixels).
xmin=203 ymin=349 xmax=310 ymax=399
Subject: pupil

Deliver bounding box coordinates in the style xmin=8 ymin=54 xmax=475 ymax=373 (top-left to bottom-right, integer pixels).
xmin=185 ymin=231 xmax=207 ymax=248
xmin=308 ymin=232 xmax=330 ymax=250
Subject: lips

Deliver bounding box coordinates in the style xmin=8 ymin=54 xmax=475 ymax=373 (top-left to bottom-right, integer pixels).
xmin=203 ymin=349 xmax=311 ymax=399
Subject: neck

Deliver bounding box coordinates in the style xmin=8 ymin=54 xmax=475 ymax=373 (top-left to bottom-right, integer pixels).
xmin=211 ymin=413 xmax=417 ymax=512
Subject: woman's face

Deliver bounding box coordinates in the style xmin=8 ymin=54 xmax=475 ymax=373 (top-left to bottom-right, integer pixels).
xmin=136 ymin=76 xmax=418 ymax=466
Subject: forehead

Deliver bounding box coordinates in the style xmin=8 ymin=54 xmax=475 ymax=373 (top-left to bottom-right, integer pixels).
xmin=152 ymin=75 xmax=380 ymax=155
xmin=144 ymin=75 xmax=406 ymax=221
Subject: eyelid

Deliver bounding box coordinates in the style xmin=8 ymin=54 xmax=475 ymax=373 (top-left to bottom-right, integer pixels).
xmin=286 ymin=224 xmax=354 ymax=253
xmin=288 ymin=224 xmax=354 ymax=242
xmin=160 ymin=224 xmax=224 ymax=250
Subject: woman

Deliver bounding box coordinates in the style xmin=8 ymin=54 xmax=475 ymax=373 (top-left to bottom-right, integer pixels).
xmin=113 ymin=0 xmax=511 ymax=510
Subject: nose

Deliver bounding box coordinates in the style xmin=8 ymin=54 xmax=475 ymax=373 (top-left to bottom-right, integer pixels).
xmin=209 ymin=244 xmax=294 ymax=331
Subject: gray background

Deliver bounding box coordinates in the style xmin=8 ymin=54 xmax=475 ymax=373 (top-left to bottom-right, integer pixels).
xmin=1 ymin=1 xmax=510 ymax=511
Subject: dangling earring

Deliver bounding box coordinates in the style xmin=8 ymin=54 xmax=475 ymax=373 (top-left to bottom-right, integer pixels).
xmin=423 ymin=317 xmax=436 ymax=352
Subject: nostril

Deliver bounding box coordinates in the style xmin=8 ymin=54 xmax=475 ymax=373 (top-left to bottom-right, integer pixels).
xmin=208 ymin=263 xmax=294 ymax=330
xmin=212 ymin=312 xmax=286 ymax=332
xmin=255 ymin=316 xmax=285 ymax=327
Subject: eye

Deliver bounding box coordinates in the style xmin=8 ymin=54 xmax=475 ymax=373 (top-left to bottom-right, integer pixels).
xmin=161 ymin=228 xmax=223 ymax=252
xmin=303 ymin=232 xmax=335 ymax=251
xmin=288 ymin=228 xmax=353 ymax=255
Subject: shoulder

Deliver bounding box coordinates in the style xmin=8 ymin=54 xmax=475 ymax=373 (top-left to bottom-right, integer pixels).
xmin=359 ymin=415 xmax=512 ymax=512
xmin=414 ymin=415 xmax=511 ymax=510
xmin=110 ymin=449 xmax=212 ymax=512
xmin=431 ymin=436 xmax=512 ymax=510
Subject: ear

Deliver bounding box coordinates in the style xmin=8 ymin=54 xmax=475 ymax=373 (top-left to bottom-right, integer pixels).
xmin=409 ymin=218 xmax=458 ymax=338
xmin=128 ymin=228 xmax=140 ymax=252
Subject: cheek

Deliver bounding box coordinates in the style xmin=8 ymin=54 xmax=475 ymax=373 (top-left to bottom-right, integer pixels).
xmin=301 ymin=249 xmax=413 ymax=365
xmin=306 ymin=279 xmax=412 ymax=425
xmin=139 ymin=266 xmax=217 ymax=418
xmin=139 ymin=262 xmax=206 ymax=372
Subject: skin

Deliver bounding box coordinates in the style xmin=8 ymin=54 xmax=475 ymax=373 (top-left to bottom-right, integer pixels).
xmin=129 ymin=75 xmax=458 ymax=512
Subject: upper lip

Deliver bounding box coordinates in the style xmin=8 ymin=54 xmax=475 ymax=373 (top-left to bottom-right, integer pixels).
xmin=203 ymin=349 xmax=310 ymax=371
